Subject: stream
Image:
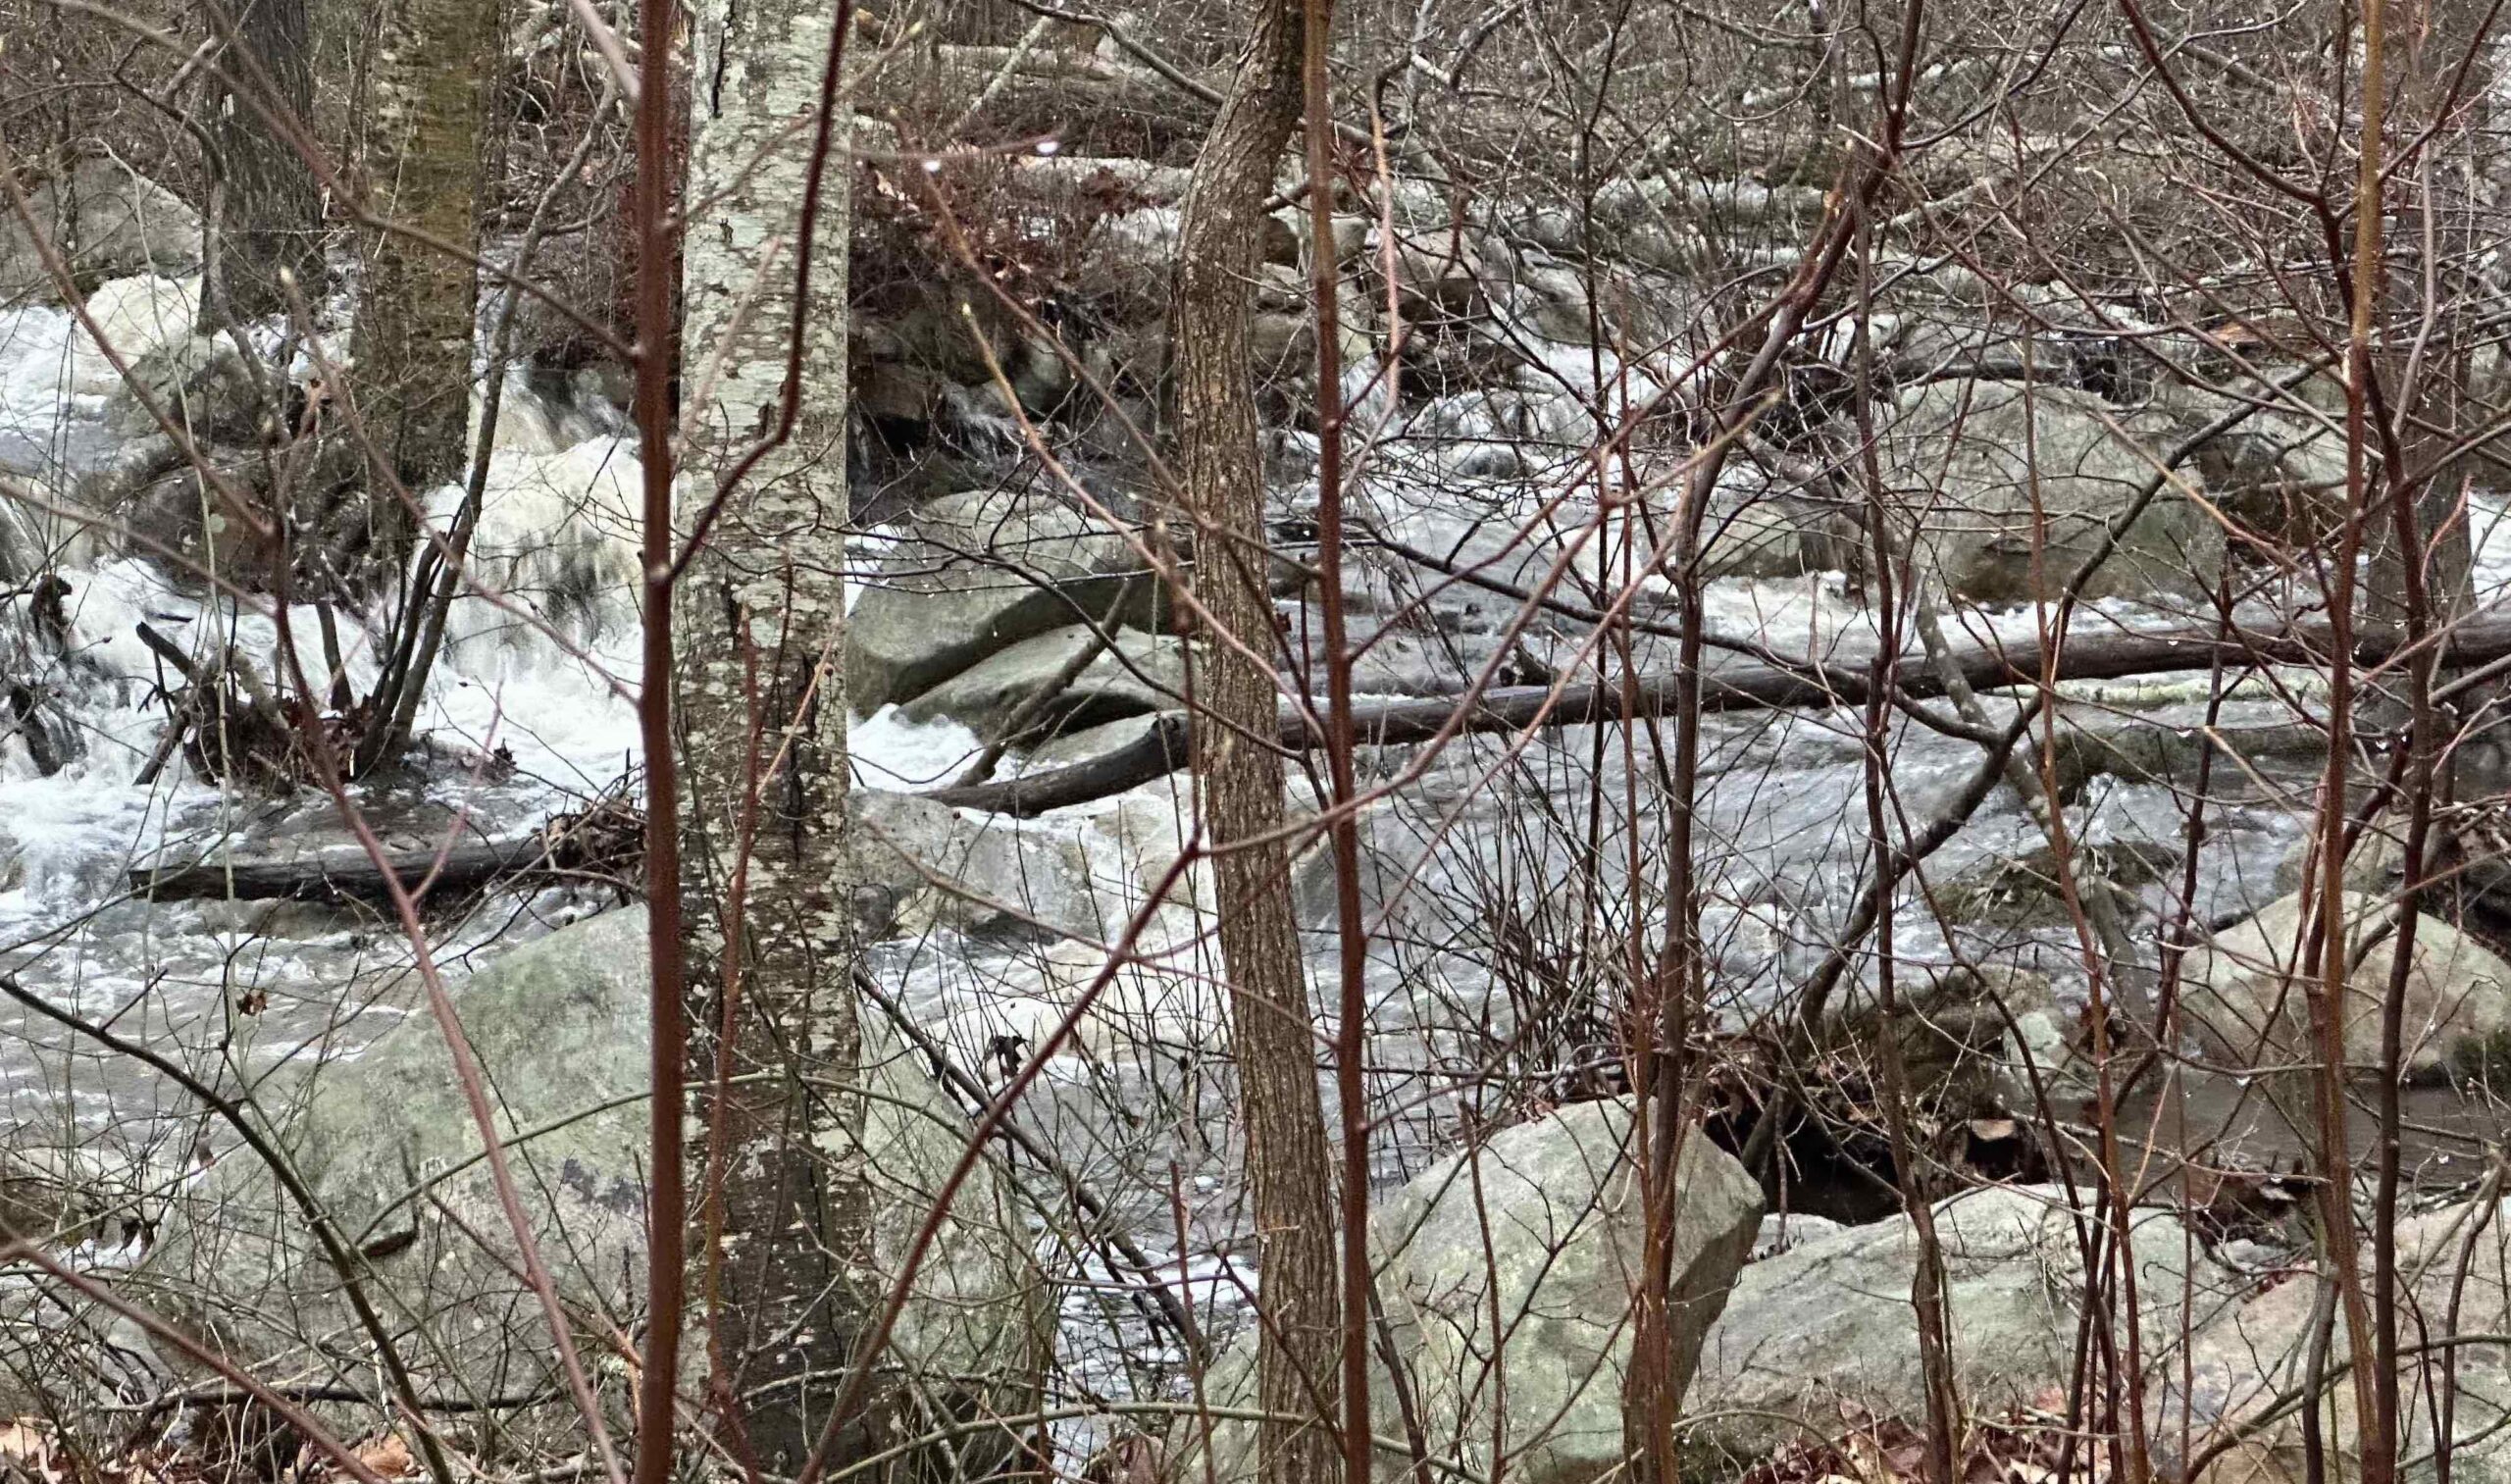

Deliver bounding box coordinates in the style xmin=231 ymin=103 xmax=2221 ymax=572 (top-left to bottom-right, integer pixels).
xmin=7 ymin=271 xmax=2511 ymax=1430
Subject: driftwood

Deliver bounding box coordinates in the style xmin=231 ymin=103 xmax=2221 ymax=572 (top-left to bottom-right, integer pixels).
xmin=129 ymin=834 xmax=587 ymax=904
xmin=124 ymin=615 xmax=2511 ymax=893
xmin=926 ymin=615 xmax=2511 ymax=817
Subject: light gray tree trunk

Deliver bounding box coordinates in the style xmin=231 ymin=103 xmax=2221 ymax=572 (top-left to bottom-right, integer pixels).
xmin=350 ymin=0 xmax=489 ymax=556
xmin=674 ymin=0 xmax=862 ymax=1469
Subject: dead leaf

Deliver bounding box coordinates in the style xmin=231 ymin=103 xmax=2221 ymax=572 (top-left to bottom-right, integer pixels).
xmin=355 ymin=1434 xmax=417 ymax=1478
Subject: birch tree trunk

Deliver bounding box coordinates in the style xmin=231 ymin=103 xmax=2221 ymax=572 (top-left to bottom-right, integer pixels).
xmin=675 ymin=0 xmax=863 ymax=1469
xmin=351 ymin=0 xmax=489 ymax=545
xmin=203 ymin=0 xmax=321 ymax=328
xmin=1169 ymin=4 xmax=1344 ymax=1481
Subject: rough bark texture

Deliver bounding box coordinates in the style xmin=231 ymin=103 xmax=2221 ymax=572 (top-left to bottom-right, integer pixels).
xmin=351 ymin=0 xmax=487 ymax=532
xmin=676 ymin=0 xmax=864 ymax=1470
xmin=203 ymin=0 xmax=321 ymax=327
xmin=1169 ymin=5 xmax=1343 ymax=1483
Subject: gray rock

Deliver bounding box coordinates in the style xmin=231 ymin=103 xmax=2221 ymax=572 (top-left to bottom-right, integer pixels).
xmin=1022 ymin=712 xmax=1160 ymax=770
xmin=851 ymin=787 xmax=1100 ymax=939
xmin=903 ymin=624 xmax=1185 ymax=739
xmin=133 ymin=907 xmax=1047 ymax=1457
xmin=0 ymin=158 xmax=200 ymax=301
xmin=847 ymin=488 xmax=1156 ymax=713
xmin=105 ymin=333 xmax=276 ymax=446
xmin=1189 ymin=1100 xmax=1763 ymax=1484
xmin=1691 ymin=1184 xmax=2218 ymax=1465
xmin=1877 ymin=381 xmax=2224 ymax=604
xmin=2182 ymin=891 xmax=2511 ymax=1083
xmin=1385 ymin=1102 xmax=1763 ymax=1484
xmin=2173 ymin=1190 xmax=2511 ymax=1484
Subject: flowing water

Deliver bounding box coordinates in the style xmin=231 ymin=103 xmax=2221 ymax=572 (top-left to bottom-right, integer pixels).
xmin=8 ymin=272 xmax=2511 ymax=1438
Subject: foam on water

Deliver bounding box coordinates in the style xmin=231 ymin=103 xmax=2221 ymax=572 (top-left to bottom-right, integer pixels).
xmin=417 ymin=433 xmax=645 ymax=790
xmin=0 ymin=274 xmax=659 ymax=1151
xmin=852 ymin=703 xmax=984 ymax=789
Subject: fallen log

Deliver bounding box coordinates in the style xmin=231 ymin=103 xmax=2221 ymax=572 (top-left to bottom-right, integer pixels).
xmin=924 ymin=614 xmax=2511 ymax=817
xmin=128 ymin=614 xmax=2511 ymax=863
xmin=128 ymin=834 xmax=582 ymax=904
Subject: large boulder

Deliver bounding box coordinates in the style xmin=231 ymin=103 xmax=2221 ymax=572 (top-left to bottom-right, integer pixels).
xmin=1 ymin=158 xmax=201 ymax=301
xmin=2182 ymin=892 xmax=2511 ymax=1083
xmin=1689 ymin=1184 xmax=2219 ymax=1466
xmin=847 ymin=488 xmax=1158 ymax=714
xmin=2173 ymin=1190 xmax=2511 ymax=1484
xmin=1875 ymin=380 xmax=2223 ymax=604
xmin=1686 ymin=1176 xmax=2511 ymax=1484
xmin=1188 ymin=1100 xmax=1764 ymax=1483
xmin=1383 ymin=1102 xmax=1763 ymax=1484
xmin=850 ymin=787 xmax=1101 ymax=939
xmin=132 ymin=907 xmax=1049 ymax=1458
xmin=103 ymin=333 xmax=275 ymax=446
xmin=902 ymin=624 xmax=1186 ymax=740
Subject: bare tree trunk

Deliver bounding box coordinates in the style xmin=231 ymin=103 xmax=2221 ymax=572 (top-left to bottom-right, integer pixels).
xmin=350 ymin=0 xmax=488 ymax=548
xmin=675 ymin=0 xmax=863 ymax=1469
xmin=1170 ymin=5 xmax=1343 ymax=1483
xmin=203 ymin=0 xmax=321 ymax=329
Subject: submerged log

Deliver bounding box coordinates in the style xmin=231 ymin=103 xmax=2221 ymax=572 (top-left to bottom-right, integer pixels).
xmin=128 ymin=834 xmax=586 ymax=904
xmin=926 ymin=614 xmax=2511 ymax=817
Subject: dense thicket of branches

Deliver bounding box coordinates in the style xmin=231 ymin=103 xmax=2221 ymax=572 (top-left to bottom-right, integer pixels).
xmin=12 ymin=0 xmax=2511 ymax=1482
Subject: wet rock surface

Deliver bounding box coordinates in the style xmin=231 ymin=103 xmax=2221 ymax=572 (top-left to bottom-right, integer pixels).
xmin=2186 ymin=892 xmax=2511 ymax=1084
xmin=129 ymin=907 xmax=1048 ymax=1456
xmin=0 ymin=157 xmax=202 ymax=303
xmin=5 ymin=143 xmax=2511 ymax=1482
xmin=1187 ymin=1100 xmax=1764 ymax=1484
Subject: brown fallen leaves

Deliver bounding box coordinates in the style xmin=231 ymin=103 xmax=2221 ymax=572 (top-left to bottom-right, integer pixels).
xmin=0 ymin=1419 xmax=421 ymax=1484
xmin=1741 ymin=1402 xmax=2127 ymax=1484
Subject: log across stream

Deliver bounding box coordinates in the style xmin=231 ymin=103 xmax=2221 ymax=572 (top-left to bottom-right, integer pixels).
xmin=128 ymin=613 xmax=2511 ymax=896
xmin=128 ymin=833 xmax=593 ymax=904
xmin=930 ymin=613 xmax=2511 ymax=815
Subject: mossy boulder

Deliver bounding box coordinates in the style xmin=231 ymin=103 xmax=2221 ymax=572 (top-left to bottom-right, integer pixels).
xmin=136 ymin=907 xmax=1048 ymax=1460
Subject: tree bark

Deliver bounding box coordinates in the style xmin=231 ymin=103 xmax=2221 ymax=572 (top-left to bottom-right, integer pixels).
xmin=203 ymin=0 xmax=321 ymax=328
xmin=350 ymin=0 xmax=488 ymax=549
xmin=1169 ymin=5 xmax=1343 ymax=1483
xmin=675 ymin=0 xmax=863 ymax=1469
